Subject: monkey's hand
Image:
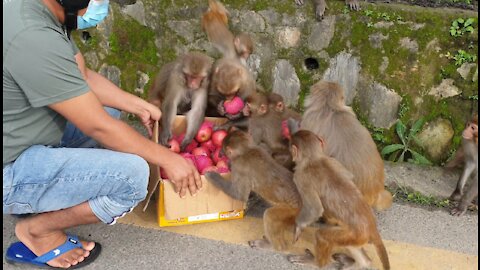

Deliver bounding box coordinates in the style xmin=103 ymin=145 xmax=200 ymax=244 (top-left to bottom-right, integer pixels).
xmin=293 ymin=225 xmax=303 ymax=243
xmin=217 ymin=100 xmax=227 ymax=116
xmin=159 ymin=129 xmax=172 ymax=147
xmin=225 ymin=112 xmax=244 ymax=121
xmin=347 ymin=0 xmax=361 ymax=11
xmin=450 ymin=206 xmax=467 ymax=216
xmin=180 ymin=137 xmax=194 ymax=152
xmin=294 ymin=0 xmax=305 ymax=5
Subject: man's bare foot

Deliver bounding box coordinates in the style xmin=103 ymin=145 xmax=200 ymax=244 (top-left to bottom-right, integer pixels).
xmin=15 ymin=219 xmax=95 ymax=268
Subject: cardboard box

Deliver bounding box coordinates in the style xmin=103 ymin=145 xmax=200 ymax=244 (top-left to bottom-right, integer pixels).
xmin=143 ymin=116 xmax=245 ymax=227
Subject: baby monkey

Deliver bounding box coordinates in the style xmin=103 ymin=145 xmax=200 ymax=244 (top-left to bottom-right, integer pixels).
xmin=287 ymin=129 xmax=390 ymax=270
xmin=448 ymin=114 xmax=478 ymax=216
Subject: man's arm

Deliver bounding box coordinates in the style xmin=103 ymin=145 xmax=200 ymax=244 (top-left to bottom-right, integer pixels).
xmin=49 ymin=91 xmax=201 ymax=198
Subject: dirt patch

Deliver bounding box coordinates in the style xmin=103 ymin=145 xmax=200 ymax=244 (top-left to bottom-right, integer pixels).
xmin=370 ymin=0 xmax=478 ymax=10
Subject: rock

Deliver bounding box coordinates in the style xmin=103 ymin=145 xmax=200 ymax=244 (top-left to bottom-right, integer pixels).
xmin=307 ymin=16 xmax=335 ymax=51
xmin=258 ymin=9 xmax=281 ymax=26
xmin=84 ymin=52 xmax=99 ymax=70
xmin=428 ymin=79 xmax=461 ymax=100
xmin=272 ymin=60 xmax=301 ymax=107
xmin=238 ymin=11 xmax=266 ymax=33
xmin=96 ymin=5 xmax=115 ymax=52
xmin=456 ymin=63 xmax=477 ymax=80
xmin=368 ymin=33 xmax=388 ymax=49
xmin=276 ymin=27 xmax=301 ymax=48
xmin=379 ymin=56 xmax=389 ymax=74
xmin=167 ymin=21 xmax=195 ymax=43
xmin=322 ymin=52 xmax=361 ymax=105
xmin=373 ymin=21 xmax=394 ymax=29
xmin=246 ymin=54 xmax=261 ymax=81
xmin=98 ymin=64 xmax=121 ymax=87
xmin=399 ymin=37 xmax=419 ymax=53
xmin=121 ymin=0 xmax=146 ymax=26
xmin=358 ymin=81 xmax=402 ymax=128
xmin=135 ymin=71 xmax=150 ymax=95
xmin=416 ymin=118 xmax=454 ymax=161
xmin=474 ymin=68 xmax=478 ymax=82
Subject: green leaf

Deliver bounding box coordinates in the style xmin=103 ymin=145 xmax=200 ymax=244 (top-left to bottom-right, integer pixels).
xmin=410 ymin=118 xmax=425 ymax=137
xmin=396 ymin=121 xmax=407 ymax=145
xmin=465 ymin=18 xmax=474 ymax=26
xmin=410 ymin=150 xmax=432 ymax=165
xmin=458 ymin=18 xmax=464 ymax=24
xmin=381 ymin=144 xmax=405 ymax=156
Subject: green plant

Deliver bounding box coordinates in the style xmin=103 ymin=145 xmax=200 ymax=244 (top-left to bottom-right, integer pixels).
xmin=468 ymin=95 xmax=478 ymax=100
xmin=450 ymin=18 xmax=475 ymax=37
xmin=452 ymin=50 xmax=477 ymax=66
xmin=391 ymin=186 xmax=451 ymax=208
xmin=342 ymin=5 xmax=350 ymax=14
xmin=363 ymin=9 xmax=373 ymax=17
xmin=381 ymin=119 xmax=432 ymax=165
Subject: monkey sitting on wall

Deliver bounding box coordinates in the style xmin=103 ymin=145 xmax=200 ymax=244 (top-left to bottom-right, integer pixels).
xmin=300 ymin=80 xmax=393 ymax=211
xmin=294 ymin=0 xmax=361 ymax=21
xmin=148 ymin=52 xmax=213 ymax=150
xmin=204 ymin=129 xmax=301 ymax=251
xmin=447 ymin=114 xmax=478 ymax=216
xmin=286 ymin=129 xmax=390 ymax=270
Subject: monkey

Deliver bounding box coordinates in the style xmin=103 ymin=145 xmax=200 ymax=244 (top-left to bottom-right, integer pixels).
xmin=245 ymin=92 xmax=293 ymax=169
xmin=201 ymin=0 xmax=254 ymax=65
xmin=286 ymin=129 xmax=390 ymax=270
xmin=449 ymin=115 xmax=478 ymax=216
xmin=234 ymin=32 xmax=254 ymax=66
xmin=267 ymin=93 xmax=302 ymax=121
xmin=294 ymin=0 xmax=360 ymax=21
xmin=204 ymin=129 xmax=302 ymax=251
xmin=148 ymin=52 xmax=213 ymax=150
xmin=299 ymin=81 xmax=393 ymax=211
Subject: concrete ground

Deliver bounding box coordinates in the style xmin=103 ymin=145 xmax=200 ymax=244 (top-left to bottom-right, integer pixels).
xmin=3 ymin=121 xmax=478 ymax=269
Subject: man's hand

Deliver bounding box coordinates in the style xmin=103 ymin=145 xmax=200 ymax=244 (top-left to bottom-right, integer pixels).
xmin=162 ymin=152 xmax=202 ymax=198
xmin=136 ymin=101 xmax=161 ymax=137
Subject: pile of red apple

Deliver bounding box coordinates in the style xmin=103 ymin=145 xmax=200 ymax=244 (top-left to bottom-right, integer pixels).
xmin=163 ymin=120 xmax=230 ymax=177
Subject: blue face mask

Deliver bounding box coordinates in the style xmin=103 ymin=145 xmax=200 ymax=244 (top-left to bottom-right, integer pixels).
xmin=77 ymin=0 xmax=109 ymax=30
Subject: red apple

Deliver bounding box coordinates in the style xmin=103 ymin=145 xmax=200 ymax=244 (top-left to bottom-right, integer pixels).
xmin=216 ymin=159 xmax=229 ymax=170
xmin=183 ymin=139 xmax=199 ymax=153
xmin=167 ymin=139 xmax=180 ymax=153
xmin=201 ymin=140 xmax=216 ymax=152
xmin=217 ymin=167 xmax=230 ymax=174
xmin=180 ymin=153 xmax=197 ymax=167
xmin=195 ymin=124 xmax=213 ymax=143
xmin=201 ymin=121 xmax=215 ymax=130
xmin=212 ymin=129 xmax=228 ymax=147
xmin=223 ymin=96 xmax=245 ymax=115
xmin=281 ymin=120 xmax=291 ymax=140
xmin=191 ymin=146 xmax=210 ymax=157
xmin=194 ymin=155 xmax=214 ymax=173
xmin=201 ymin=165 xmax=218 ymax=175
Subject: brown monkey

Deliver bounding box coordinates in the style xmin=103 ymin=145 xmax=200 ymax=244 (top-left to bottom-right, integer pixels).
xmin=449 ymin=115 xmax=478 ymax=216
xmin=245 ymin=93 xmax=293 ymax=169
xmin=234 ymin=32 xmax=254 ymax=66
xmin=300 ymin=81 xmax=392 ymax=211
xmin=148 ymin=52 xmax=213 ymax=150
xmin=267 ymin=93 xmax=302 ymax=121
xmin=294 ymin=0 xmax=360 ymax=21
xmin=287 ymin=130 xmax=390 ymax=270
xmin=204 ymin=129 xmax=302 ymax=251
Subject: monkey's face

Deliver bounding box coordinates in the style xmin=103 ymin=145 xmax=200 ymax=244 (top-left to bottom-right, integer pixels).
xmin=223 ymin=130 xmax=251 ymax=158
xmin=184 ymin=72 xmax=206 ymax=90
xmin=463 ymin=123 xmax=478 ymax=140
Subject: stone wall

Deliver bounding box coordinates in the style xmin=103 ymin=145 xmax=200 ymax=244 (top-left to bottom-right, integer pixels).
xmin=73 ymin=0 xmax=478 ymax=165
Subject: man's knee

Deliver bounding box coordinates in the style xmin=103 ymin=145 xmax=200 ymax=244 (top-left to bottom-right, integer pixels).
xmin=122 ymin=154 xmax=149 ymax=202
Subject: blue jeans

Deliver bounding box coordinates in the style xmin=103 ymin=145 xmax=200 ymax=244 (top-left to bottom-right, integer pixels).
xmin=2 ymin=108 xmax=149 ymax=225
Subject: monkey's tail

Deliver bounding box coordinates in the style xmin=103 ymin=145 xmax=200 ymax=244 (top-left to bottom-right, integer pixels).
xmin=207 ymin=0 xmax=229 ymax=24
xmin=373 ymin=189 xmax=393 ymax=211
xmin=371 ymin=231 xmax=390 ymax=270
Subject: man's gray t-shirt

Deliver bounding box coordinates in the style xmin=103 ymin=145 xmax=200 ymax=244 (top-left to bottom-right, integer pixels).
xmin=3 ymin=0 xmax=90 ymax=166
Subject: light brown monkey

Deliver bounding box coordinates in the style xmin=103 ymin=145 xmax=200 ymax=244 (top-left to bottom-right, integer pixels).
xmin=267 ymin=93 xmax=302 ymax=121
xmin=234 ymin=32 xmax=254 ymax=66
xmin=204 ymin=129 xmax=301 ymax=251
xmin=201 ymin=0 xmax=254 ymax=64
xmin=286 ymin=129 xmax=390 ymax=270
xmin=449 ymin=115 xmax=478 ymax=216
xmin=295 ymin=0 xmax=360 ymax=21
xmin=300 ymin=81 xmax=392 ymax=211
xmin=148 ymin=52 xmax=213 ymax=150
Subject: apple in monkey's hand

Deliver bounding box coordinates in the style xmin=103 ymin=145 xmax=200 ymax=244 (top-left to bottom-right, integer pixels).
xmin=281 ymin=120 xmax=291 ymax=140
xmin=167 ymin=139 xmax=181 ymax=153
xmin=223 ymin=96 xmax=245 ymax=115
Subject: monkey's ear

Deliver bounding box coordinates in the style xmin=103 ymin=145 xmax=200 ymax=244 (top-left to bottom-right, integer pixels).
xmin=276 ymin=102 xmax=284 ymax=112
xmin=316 ymin=136 xmax=326 ymax=149
xmin=291 ymin=144 xmax=298 ymax=159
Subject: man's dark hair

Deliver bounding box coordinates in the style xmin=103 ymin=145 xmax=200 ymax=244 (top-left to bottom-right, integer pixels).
xmin=56 ymin=0 xmax=91 ymax=34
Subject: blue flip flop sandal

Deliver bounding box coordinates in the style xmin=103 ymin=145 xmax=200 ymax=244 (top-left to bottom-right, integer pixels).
xmin=5 ymin=234 xmax=101 ymax=269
